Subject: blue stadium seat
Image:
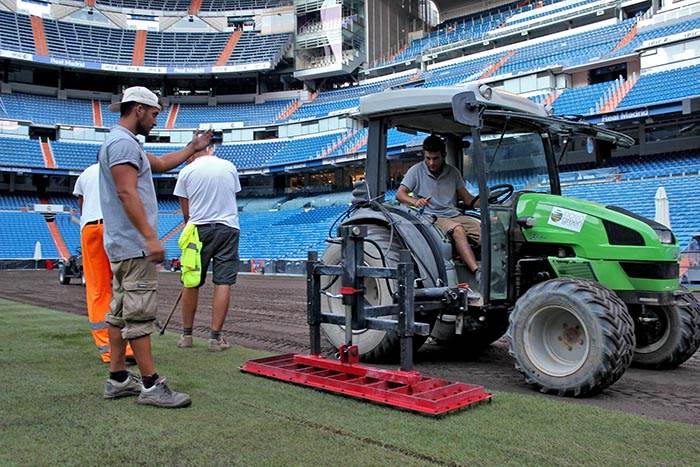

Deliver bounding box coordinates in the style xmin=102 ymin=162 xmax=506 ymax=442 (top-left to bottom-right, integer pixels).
xmin=0 ymin=137 xmax=44 ymax=168
xmin=176 ymin=100 xmax=293 ymax=128
xmin=618 ymin=64 xmax=700 ymax=110
xmin=0 ymin=93 xmax=93 ymax=126
xmin=0 ymin=212 xmax=60 ymax=259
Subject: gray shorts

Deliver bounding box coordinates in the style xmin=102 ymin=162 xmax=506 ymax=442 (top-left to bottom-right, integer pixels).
xmin=106 ymin=256 xmax=157 ymax=340
xmin=195 ymin=223 xmax=240 ymax=288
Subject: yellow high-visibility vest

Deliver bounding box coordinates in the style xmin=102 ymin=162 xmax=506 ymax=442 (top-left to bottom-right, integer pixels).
xmin=178 ymin=223 xmax=202 ymax=288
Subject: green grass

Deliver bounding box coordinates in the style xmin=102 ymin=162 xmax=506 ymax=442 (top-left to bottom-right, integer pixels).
xmin=1 ymin=298 xmax=698 ymax=466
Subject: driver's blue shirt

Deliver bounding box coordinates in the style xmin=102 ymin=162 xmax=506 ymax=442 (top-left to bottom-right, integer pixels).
xmin=400 ymin=161 xmax=464 ymax=217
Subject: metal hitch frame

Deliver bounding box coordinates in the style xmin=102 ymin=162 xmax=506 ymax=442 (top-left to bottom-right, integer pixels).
xmin=308 ymin=225 xmax=429 ymax=371
xmin=241 ymin=226 xmax=492 ymax=415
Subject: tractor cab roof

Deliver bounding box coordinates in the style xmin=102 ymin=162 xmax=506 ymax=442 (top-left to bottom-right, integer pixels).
xmin=357 ymin=84 xmax=546 ymax=134
xmin=357 ymin=84 xmax=634 ymax=148
xmin=358 ymin=84 xmax=547 ymax=120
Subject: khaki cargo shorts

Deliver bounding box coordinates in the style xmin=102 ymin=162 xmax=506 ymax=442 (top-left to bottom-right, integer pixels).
xmin=434 ymin=215 xmax=481 ymax=243
xmin=106 ymin=256 xmax=158 ymax=340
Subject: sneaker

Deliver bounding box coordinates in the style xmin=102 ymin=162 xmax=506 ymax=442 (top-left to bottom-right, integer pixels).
xmin=104 ymin=373 xmax=142 ymax=399
xmin=137 ymin=377 xmax=191 ymax=408
xmin=178 ymin=335 xmax=193 ymax=348
xmin=208 ymin=336 xmax=231 ymax=352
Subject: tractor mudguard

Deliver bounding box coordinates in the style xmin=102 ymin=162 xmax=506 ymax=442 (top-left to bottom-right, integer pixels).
xmin=339 ymin=206 xmax=452 ymax=288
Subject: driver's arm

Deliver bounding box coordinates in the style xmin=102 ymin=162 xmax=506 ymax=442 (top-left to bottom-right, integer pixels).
xmin=397 ymin=185 xmax=430 ymax=208
xmin=458 ymin=186 xmax=479 ymax=210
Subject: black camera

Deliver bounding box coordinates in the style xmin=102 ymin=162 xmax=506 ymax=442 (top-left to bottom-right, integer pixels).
xmin=210 ymin=130 xmax=224 ymax=145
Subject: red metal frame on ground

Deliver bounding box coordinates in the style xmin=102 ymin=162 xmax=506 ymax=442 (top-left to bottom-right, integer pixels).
xmin=241 ymin=353 xmax=492 ymax=416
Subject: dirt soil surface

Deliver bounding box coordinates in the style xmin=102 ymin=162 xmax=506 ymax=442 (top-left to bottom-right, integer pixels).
xmin=1 ymin=270 xmax=698 ymax=425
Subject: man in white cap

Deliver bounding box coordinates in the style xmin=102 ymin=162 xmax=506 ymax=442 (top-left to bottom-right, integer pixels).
xmin=99 ymin=86 xmax=211 ymax=408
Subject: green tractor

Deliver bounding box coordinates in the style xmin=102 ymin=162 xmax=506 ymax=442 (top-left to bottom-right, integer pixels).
xmin=320 ymin=85 xmax=700 ymax=396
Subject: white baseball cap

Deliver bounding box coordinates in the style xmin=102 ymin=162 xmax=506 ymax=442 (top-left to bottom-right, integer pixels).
xmin=109 ymin=86 xmax=162 ymax=113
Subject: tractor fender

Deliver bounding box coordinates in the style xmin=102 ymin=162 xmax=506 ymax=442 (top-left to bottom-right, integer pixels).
xmin=341 ymin=206 xmax=453 ymax=287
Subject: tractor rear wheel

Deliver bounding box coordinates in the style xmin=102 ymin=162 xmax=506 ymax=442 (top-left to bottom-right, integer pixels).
xmin=508 ymin=278 xmax=635 ymax=397
xmin=320 ymin=224 xmax=428 ymax=362
xmin=631 ymin=289 xmax=700 ymax=369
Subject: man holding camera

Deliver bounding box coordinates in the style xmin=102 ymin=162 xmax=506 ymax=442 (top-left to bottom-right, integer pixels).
xmin=174 ymin=143 xmax=241 ymax=352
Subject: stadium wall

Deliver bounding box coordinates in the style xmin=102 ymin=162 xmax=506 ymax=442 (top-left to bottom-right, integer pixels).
xmin=365 ymin=0 xmax=425 ymax=65
xmin=436 ymin=0 xmax=515 ymax=23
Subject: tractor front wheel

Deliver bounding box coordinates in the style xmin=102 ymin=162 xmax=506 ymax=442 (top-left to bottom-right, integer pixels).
xmin=508 ymin=278 xmax=635 ymax=397
xmin=631 ymin=289 xmax=700 ymax=369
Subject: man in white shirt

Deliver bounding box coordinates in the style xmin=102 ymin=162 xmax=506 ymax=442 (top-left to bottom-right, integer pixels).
xmin=173 ymin=145 xmax=241 ymax=352
xmin=73 ymin=162 xmax=134 ymax=363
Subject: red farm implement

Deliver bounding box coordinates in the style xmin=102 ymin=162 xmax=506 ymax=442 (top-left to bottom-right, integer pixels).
xmin=241 ymin=225 xmax=492 ymax=416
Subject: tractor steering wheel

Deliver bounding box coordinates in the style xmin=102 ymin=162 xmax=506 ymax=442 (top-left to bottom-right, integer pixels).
xmin=471 ymin=183 xmax=515 ymax=207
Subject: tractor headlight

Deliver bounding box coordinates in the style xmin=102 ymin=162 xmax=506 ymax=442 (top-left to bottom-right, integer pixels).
xmin=478 ymin=84 xmax=492 ymax=100
xmin=654 ymin=228 xmax=674 ymax=244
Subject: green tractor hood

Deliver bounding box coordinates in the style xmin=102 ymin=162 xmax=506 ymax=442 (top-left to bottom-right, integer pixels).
xmin=516 ymin=193 xmax=680 ymax=293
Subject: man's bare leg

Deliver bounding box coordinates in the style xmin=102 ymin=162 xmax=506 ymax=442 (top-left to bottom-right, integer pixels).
xmin=211 ymin=284 xmax=231 ymax=331
xmin=128 ymin=335 xmax=156 ymax=376
xmin=452 ymin=226 xmax=479 ymax=273
xmin=108 ymin=324 xmax=128 ymax=372
xmin=180 ymin=287 xmax=199 ymax=329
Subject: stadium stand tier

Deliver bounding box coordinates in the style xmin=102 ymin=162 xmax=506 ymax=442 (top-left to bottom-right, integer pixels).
xmin=175 ymin=100 xmax=293 ymax=128
xmin=618 ymin=64 xmax=700 ymax=110
xmin=0 ymin=212 xmax=59 ymax=259
xmin=0 ymin=11 xmax=291 ymax=69
xmin=95 ymin=0 xmax=292 ymax=12
xmin=0 ymin=0 xmax=699 ymax=263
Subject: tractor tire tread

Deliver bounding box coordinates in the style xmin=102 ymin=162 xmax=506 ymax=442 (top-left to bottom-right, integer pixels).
xmin=632 ymin=290 xmax=700 ymax=370
xmin=508 ymin=278 xmax=635 ymax=397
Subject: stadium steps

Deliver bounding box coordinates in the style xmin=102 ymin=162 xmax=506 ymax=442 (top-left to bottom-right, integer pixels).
xmin=188 ymin=0 xmax=203 ymax=15
xmin=408 ymin=69 xmax=424 ymax=82
xmin=165 ymin=103 xmax=179 ymax=129
xmin=348 ymin=132 xmax=369 ymax=154
xmin=46 ymin=219 xmax=71 ymax=259
xmin=480 ymin=50 xmax=516 ymax=79
xmin=215 ymin=30 xmax=242 ymax=67
xmin=277 ymin=100 xmax=301 ymax=121
xmin=30 ymin=15 xmax=48 ymax=56
xmin=320 ymin=129 xmax=357 ymax=158
xmin=92 ymin=100 xmax=103 ymax=127
xmin=40 ymin=139 xmax=56 ymax=169
xmin=542 ymin=89 xmax=561 ymax=107
xmin=161 ymin=220 xmax=185 ymax=243
xmin=600 ymin=74 xmax=638 ymax=113
xmin=132 ymin=30 xmax=147 ymax=66
xmin=612 ymin=23 xmax=638 ymax=53
xmin=284 ymin=91 xmax=319 ymax=121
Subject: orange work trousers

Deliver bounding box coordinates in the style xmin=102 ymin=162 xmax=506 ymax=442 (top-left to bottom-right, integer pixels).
xmin=81 ymin=223 xmax=133 ymax=363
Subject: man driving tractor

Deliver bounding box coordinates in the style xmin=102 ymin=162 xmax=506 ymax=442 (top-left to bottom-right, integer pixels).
xmin=396 ymin=135 xmax=481 ymax=280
